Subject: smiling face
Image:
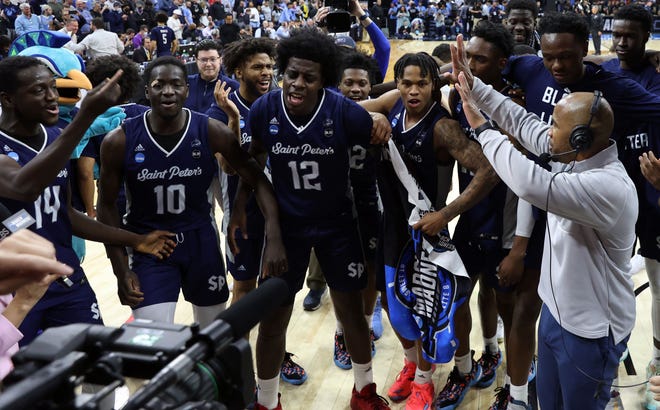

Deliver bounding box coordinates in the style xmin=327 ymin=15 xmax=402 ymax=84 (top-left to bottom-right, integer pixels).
xmin=505 ymin=8 xmax=535 ymax=45
xmin=611 ymin=19 xmax=648 ymax=68
xmin=5 ymin=65 xmax=60 ymax=126
xmin=540 ymin=32 xmax=587 ymax=86
xmin=145 ymin=64 xmax=189 ymax=118
xmin=338 ymin=68 xmax=371 ymax=102
xmin=282 ymin=56 xmax=323 ymax=116
xmin=396 ymin=65 xmax=434 ymax=118
xmin=237 ymin=52 xmax=274 ymax=102
xmin=195 ymin=49 xmax=221 ymax=82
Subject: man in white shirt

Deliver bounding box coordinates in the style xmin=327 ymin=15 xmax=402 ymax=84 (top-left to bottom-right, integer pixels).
xmin=70 ymin=17 xmax=124 ymax=59
xmin=417 ymin=35 xmax=638 ymax=410
xmin=58 ymin=17 xmax=79 ymax=51
xmin=168 ymin=9 xmax=184 ymax=39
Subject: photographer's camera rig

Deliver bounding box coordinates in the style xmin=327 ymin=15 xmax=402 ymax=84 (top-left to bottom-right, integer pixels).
xmin=0 ymin=278 xmax=289 ymax=410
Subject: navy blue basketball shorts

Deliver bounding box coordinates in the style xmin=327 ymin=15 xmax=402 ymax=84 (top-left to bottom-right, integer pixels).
xmin=267 ymin=217 xmax=367 ymax=305
xmin=19 ymin=268 xmax=102 ymax=346
xmin=130 ymin=224 xmax=229 ymax=309
xmin=226 ymin=223 xmax=265 ymax=282
xmin=454 ymin=239 xmax=510 ymax=292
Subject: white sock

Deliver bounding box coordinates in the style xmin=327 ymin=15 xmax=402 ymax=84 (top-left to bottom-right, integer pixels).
xmin=336 ymin=320 xmax=344 ymax=335
xmin=413 ymin=367 xmax=434 ymax=385
xmin=484 ymin=334 xmax=499 ymax=354
xmin=653 ymin=345 xmax=660 ymax=367
xmin=352 ymin=361 xmax=373 ymax=391
xmin=193 ymin=303 xmax=226 ymax=329
xmin=257 ymin=375 xmax=280 ymax=409
xmin=404 ymin=346 xmax=417 ymax=364
xmin=505 ymin=373 xmax=511 ymax=386
xmin=455 ymin=352 xmax=472 ymax=376
xmin=510 ymin=382 xmax=528 ymax=404
xmin=365 ymin=314 xmax=373 ymax=329
xmin=133 ymin=302 xmax=177 ymax=323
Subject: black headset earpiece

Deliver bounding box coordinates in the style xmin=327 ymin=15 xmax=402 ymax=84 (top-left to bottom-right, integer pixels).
xmin=568 ymin=90 xmax=602 ymax=152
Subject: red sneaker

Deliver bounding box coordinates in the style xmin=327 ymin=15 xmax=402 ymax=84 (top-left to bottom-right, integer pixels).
xmin=387 ymin=359 xmax=417 ymax=402
xmin=351 ymin=383 xmax=390 ymax=410
xmin=405 ymin=382 xmax=434 ymax=410
xmin=254 ymin=393 xmax=282 ymax=410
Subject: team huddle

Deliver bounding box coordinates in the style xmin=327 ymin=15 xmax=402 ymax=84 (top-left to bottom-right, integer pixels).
xmin=0 ymin=1 xmax=660 ymax=410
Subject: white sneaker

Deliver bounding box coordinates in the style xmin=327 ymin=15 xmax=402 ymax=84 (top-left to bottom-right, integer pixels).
xmin=497 ymin=315 xmax=505 ymax=343
xmin=630 ymin=253 xmax=645 ymax=275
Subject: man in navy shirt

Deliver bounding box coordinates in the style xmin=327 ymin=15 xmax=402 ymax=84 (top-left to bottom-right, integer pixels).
xmin=150 ymin=12 xmax=177 ymax=57
xmin=601 ymin=5 xmax=660 ymax=409
xmin=184 ymin=39 xmax=239 ymax=113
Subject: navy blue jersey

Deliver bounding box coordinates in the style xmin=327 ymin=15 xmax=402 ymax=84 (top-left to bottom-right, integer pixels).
xmin=249 ymin=89 xmax=373 ymax=221
xmin=0 ymin=126 xmax=83 ymax=279
xmin=387 ymin=100 xmax=450 ymax=202
xmin=206 ymin=90 xmax=263 ymax=229
xmin=602 ymin=58 xmax=660 ymax=257
xmin=184 ymin=74 xmax=239 ymax=114
xmin=150 ymin=25 xmax=175 ymax=57
xmin=504 ymin=56 xmax=660 ymax=157
xmin=122 ymin=109 xmax=217 ymax=233
xmin=451 ymin=96 xmax=508 ymax=249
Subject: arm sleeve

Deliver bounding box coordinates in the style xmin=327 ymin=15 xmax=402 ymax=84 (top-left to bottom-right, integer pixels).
xmin=515 ymin=198 xmax=534 ymax=238
xmin=365 ymin=21 xmax=390 ymax=79
xmin=476 ymin=126 xmax=630 ymax=229
xmin=471 ymin=77 xmax=550 ymax=156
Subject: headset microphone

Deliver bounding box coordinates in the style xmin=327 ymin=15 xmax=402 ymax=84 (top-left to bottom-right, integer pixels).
xmin=538 ymin=148 xmax=579 ymax=165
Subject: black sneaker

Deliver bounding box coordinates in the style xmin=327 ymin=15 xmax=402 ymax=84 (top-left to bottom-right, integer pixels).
xmin=280 ymin=352 xmax=307 ymax=385
xmin=434 ymin=354 xmax=482 ymax=410
xmin=302 ymin=287 xmax=326 ymax=311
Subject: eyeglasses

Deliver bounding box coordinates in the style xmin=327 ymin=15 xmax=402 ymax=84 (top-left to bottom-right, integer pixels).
xmin=198 ymin=57 xmax=220 ymax=64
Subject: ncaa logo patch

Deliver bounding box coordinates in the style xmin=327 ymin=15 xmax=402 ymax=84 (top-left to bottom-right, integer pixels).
xmin=134 ymin=152 xmax=145 ymax=163
xmin=7 ymin=152 xmax=19 ymax=161
xmin=269 ymin=124 xmax=279 ymax=135
xmin=323 ymin=118 xmax=334 ymax=138
xmin=239 ymin=119 xmax=245 ymax=129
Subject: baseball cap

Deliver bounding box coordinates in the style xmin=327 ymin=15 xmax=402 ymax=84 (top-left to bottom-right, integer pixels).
xmin=334 ymin=35 xmax=356 ymax=49
xmin=173 ymin=8 xmax=182 ymax=14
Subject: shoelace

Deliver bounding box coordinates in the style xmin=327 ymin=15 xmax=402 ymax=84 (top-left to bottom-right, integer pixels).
xmin=492 ymin=386 xmax=510 ymax=409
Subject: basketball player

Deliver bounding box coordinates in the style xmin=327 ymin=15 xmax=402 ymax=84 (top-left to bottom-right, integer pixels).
xmin=600 ymin=5 xmax=660 ymax=408
xmin=228 ymin=28 xmax=390 ymax=410
xmin=0 ymin=56 xmax=175 ymax=345
xmin=360 ymin=52 xmax=498 ymax=409
xmin=98 ymin=56 xmax=287 ymax=329
xmin=206 ymin=37 xmax=308 ymax=386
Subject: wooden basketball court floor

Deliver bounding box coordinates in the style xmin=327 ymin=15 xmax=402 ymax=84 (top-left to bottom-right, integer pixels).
xmin=82 ymin=38 xmax=660 ymax=409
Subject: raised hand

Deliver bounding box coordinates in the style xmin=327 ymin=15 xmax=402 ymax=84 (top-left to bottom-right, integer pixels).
xmin=78 ymin=69 xmax=124 ymax=119
xmin=443 ymin=34 xmax=473 ymax=89
xmin=455 ymin=71 xmax=487 ymax=130
xmin=214 ymin=80 xmax=240 ymax=129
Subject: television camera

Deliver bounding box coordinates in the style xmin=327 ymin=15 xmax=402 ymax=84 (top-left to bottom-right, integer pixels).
xmin=0 ymin=278 xmax=289 ymax=410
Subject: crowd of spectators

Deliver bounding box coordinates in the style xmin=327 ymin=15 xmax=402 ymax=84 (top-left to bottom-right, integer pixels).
xmin=0 ymin=0 xmax=657 ymax=60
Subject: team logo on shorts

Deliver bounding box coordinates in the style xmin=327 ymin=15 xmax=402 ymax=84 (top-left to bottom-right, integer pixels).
xmin=269 ymin=124 xmax=279 ymax=135
xmin=7 ymin=151 xmax=19 ymax=162
xmin=134 ymin=152 xmax=145 ymax=163
xmin=323 ymin=118 xmax=334 ymax=138
xmin=192 ymin=149 xmax=201 ymax=159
